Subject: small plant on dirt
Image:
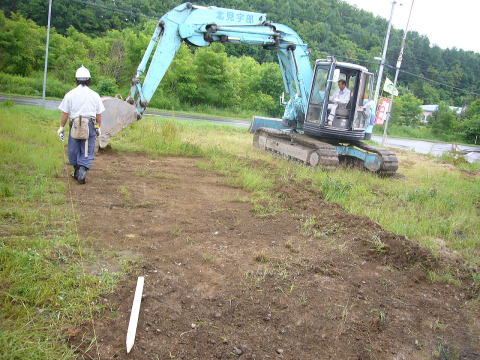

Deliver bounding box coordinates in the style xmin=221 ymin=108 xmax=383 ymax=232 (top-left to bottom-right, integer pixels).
xmin=298 ymin=292 xmax=308 ymax=305
xmin=232 ymin=194 xmax=250 ymax=203
xmin=119 ymin=185 xmax=132 ymax=205
xmin=104 ymin=167 xmax=116 ymax=175
xmin=427 ymin=269 xmax=461 ymax=286
xmin=185 ymin=235 xmax=194 ymax=245
xmin=425 ymin=318 xmax=447 ymax=332
xmin=433 ymin=344 xmax=459 ymax=360
xmin=244 ymin=267 xmax=274 ymax=283
xmin=202 ymin=252 xmax=215 ymax=263
xmin=300 ymin=215 xmax=317 ymax=237
xmin=255 ymin=250 xmax=269 ymax=263
xmin=285 ymin=239 xmax=300 ymax=253
xmin=472 ymin=273 xmax=480 ymax=297
xmin=170 ymin=226 xmax=183 ymax=237
xmin=379 ymin=279 xmax=394 ymax=291
xmin=370 ymin=308 xmax=386 ymax=323
xmin=414 ymin=339 xmax=424 ymax=350
xmin=369 ymin=235 xmax=387 ymax=253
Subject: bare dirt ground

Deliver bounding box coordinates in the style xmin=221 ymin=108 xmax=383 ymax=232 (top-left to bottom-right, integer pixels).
xmin=69 ymin=150 xmax=479 ymax=360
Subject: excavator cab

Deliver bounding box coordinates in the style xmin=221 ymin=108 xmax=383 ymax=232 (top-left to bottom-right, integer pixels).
xmin=304 ymin=59 xmax=375 ymax=141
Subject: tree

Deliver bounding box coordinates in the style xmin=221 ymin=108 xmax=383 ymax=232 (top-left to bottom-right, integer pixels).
xmin=192 ymin=43 xmax=237 ymax=107
xmin=430 ymin=102 xmax=457 ymax=135
xmin=391 ymin=93 xmax=422 ymax=126
xmin=461 ymin=99 xmax=480 ymax=143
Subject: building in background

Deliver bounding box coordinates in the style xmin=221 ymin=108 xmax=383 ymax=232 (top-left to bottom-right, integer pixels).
xmin=420 ymin=105 xmax=465 ymax=123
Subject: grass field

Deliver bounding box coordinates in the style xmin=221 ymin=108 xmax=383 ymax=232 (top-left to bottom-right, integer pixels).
xmin=0 ymin=105 xmax=120 ymax=359
xmin=1 ymin=105 xmax=479 ymax=358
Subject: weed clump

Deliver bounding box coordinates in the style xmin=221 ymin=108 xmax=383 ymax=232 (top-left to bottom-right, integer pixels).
xmin=255 ymin=250 xmax=269 ymax=263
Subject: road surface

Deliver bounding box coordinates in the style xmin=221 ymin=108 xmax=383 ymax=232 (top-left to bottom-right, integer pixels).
xmin=2 ymin=95 xmax=478 ymax=162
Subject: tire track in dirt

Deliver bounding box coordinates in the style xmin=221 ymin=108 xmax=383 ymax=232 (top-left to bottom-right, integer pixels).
xmin=69 ymin=151 xmax=480 ymax=360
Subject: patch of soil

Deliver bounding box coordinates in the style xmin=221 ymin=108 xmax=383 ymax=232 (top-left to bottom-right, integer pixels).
xmin=68 ymin=151 xmax=480 ymax=360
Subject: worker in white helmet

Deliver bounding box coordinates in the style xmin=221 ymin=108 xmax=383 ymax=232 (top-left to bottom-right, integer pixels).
xmin=57 ymin=66 xmax=105 ymax=184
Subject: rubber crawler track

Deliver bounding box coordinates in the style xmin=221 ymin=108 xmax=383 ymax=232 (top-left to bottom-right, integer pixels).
xmin=352 ymin=141 xmax=399 ymax=175
xmin=253 ymin=128 xmax=399 ymax=175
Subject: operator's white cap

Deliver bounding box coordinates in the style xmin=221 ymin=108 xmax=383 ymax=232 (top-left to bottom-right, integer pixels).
xmin=75 ymin=65 xmax=91 ymax=80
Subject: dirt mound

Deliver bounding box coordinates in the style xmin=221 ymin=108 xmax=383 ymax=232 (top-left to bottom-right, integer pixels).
xmin=281 ymin=184 xmax=437 ymax=270
xmin=68 ymin=152 xmax=479 ymax=360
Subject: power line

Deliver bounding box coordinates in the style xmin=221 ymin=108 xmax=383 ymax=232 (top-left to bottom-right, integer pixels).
xmin=385 ymin=64 xmax=480 ymax=97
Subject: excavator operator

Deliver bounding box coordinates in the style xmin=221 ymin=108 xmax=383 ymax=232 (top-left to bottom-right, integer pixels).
xmin=327 ymin=79 xmax=351 ymax=126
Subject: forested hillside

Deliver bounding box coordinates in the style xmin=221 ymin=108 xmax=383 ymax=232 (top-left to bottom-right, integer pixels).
xmin=2 ymin=0 xmax=479 ymax=106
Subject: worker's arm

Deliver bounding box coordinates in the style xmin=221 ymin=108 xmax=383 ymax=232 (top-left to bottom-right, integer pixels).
xmin=95 ymin=113 xmax=102 ymax=136
xmin=57 ymin=112 xmax=69 ymax=136
xmin=60 ymin=112 xmax=68 ymax=127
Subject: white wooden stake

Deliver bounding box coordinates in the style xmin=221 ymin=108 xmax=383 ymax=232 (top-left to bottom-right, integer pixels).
xmin=126 ymin=276 xmax=145 ymax=354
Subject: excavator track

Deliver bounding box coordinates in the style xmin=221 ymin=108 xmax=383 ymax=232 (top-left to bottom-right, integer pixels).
xmin=253 ymin=128 xmax=399 ymax=175
xmin=253 ymin=128 xmax=339 ymax=169
xmin=352 ymin=141 xmax=399 ymax=175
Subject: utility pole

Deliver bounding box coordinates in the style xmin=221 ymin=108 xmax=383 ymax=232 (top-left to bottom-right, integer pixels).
xmin=382 ymin=0 xmax=415 ymax=146
xmin=372 ymin=1 xmax=397 ymax=126
xmin=42 ymin=0 xmax=53 ymax=106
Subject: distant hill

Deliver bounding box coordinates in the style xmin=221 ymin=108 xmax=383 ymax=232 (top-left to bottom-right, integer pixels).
xmin=1 ymin=0 xmax=479 ymax=105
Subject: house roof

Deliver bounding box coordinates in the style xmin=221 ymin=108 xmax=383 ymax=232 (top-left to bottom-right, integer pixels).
xmin=420 ymin=105 xmax=464 ymax=114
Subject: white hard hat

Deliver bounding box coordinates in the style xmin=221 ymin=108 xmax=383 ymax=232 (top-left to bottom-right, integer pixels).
xmin=75 ymin=65 xmax=91 ymax=80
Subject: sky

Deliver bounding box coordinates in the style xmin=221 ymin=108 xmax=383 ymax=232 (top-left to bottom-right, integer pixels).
xmin=342 ymin=0 xmax=480 ymax=53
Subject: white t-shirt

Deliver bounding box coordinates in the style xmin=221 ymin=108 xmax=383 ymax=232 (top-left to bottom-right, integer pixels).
xmin=58 ymin=85 xmax=105 ymax=119
xmin=333 ymin=88 xmax=351 ymax=104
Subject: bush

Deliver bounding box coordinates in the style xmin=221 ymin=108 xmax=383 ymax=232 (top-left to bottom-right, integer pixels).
xmin=92 ymin=76 xmax=119 ymax=96
xmin=1 ymin=99 xmax=15 ymax=107
xmin=0 ymin=72 xmax=72 ymax=98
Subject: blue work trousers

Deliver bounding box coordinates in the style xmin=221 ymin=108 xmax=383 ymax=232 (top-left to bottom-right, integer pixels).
xmin=68 ymin=120 xmax=96 ymax=169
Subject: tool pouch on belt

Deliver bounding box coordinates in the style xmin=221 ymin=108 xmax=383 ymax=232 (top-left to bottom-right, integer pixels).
xmin=70 ymin=116 xmax=90 ymax=140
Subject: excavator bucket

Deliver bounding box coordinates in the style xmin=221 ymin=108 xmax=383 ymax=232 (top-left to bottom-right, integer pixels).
xmin=249 ymin=116 xmax=284 ymax=133
xmin=97 ymin=96 xmax=138 ymax=148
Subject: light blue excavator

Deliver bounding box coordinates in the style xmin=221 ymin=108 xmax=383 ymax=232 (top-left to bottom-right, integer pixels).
xmin=101 ymin=3 xmax=398 ymax=174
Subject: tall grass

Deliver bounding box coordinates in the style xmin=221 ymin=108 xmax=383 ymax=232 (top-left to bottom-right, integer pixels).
xmin=0 ymin=72 xmax=73 ymax=98
xmin=0 ymin=105 xmax=118 ymax=359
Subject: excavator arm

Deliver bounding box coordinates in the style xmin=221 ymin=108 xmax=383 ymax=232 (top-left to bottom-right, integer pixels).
xmin=127 ymin=2 xmax=313 ymax=126
xmin=99 ymin=2 xmax=314 ymax=148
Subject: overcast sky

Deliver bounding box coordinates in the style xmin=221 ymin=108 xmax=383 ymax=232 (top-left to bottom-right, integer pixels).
xmin=342 ymin=0 xmax=479 ymax=53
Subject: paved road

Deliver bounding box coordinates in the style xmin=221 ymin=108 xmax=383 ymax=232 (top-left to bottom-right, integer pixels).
xmin=372 ymin=136 xmax=480 ymax=160
xmin=0 ymin=94 xmax=251 ymax=127
xmin=2 ymin=95 xmax=479 ymax=162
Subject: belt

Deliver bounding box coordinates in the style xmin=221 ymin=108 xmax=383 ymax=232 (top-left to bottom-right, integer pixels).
xmin=69 ymin=116 xmax=95 ymax=126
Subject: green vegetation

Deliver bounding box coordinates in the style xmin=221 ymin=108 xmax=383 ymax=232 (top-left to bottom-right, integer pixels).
xmin=0 ymin=11 xmax=283 ymax=118
xmin=373 ymin=123 xmax=466 ymax=143
xmin=112 ymin=115 xmax=480 ymax=265
xmin=0 ymin=105 xmax=119 ymax=359
xmin=390 ymin=93 xmax=423 ymax=127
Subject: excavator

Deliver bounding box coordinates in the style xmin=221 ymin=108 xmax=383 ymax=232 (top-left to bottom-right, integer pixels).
xmin=100 ymin=2 xmax=398 ymax=175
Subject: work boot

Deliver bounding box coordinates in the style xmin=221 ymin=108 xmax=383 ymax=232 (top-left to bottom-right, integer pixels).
xmin=76 ymin=166 xmax=88 ymax=184
xmin=72 ymin=166 xmax=79 ymax=180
